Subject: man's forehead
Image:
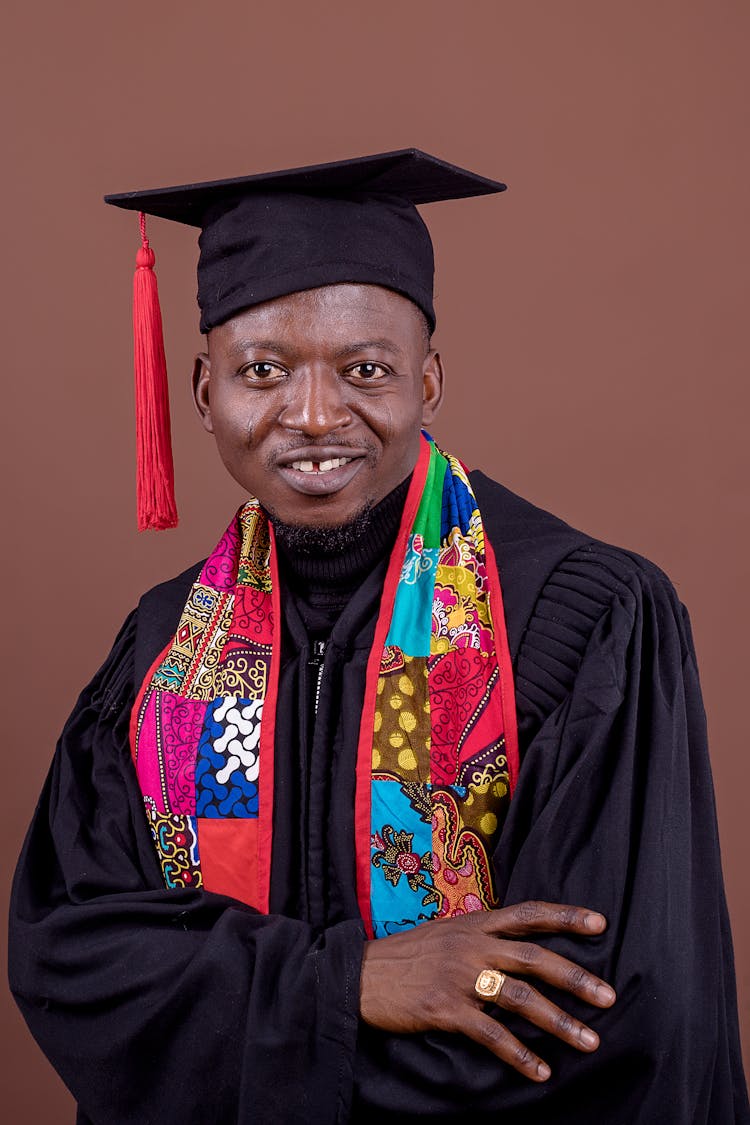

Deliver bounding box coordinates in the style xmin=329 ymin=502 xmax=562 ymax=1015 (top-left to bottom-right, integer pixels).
xmin=209 ymin=284 xmax=424 ymax=348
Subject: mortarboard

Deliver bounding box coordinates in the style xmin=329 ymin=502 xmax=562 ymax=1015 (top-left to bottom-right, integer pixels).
xmin=104 ymin=149 xmax=506 ymax=529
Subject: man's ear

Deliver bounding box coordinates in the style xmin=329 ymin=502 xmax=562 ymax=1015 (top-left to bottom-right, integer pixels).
xmin=192 ymin=352 xmax=214 ymax=433
xmin=421 ymin=350 xmax=445 ymax=426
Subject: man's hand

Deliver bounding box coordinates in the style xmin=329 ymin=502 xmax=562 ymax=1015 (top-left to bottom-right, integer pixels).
xmin=359 ymin=901 xmax=616 ymax=1082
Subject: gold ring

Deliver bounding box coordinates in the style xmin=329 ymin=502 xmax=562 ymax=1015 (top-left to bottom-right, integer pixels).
xmin=474 ymin=969 xmax=507 ymax=1000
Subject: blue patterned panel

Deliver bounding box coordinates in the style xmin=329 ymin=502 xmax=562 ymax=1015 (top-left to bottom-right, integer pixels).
xmin=441 ymin=465 xmax=476 ymax=541
xmin=370 ymin=779 xmax=438 ymax=937
xmin=195 ymin=696 xmax=261 ymax=818
xmin=385 ymin=536 xmax=439 ymax=657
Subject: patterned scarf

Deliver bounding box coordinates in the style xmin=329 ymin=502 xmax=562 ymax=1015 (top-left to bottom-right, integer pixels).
xmin=131 ymin=434 xmax=518 ymax=937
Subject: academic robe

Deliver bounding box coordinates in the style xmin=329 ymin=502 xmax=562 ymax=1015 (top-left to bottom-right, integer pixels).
xmin=9 ymin=473 xmax=749 ymax=1124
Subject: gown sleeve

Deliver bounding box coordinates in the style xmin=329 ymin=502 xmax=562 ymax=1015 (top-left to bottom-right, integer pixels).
xmin=8 ymin=610 xmax=365 ymax=1125
xmin=353 ymin=545 xmax=750 ymax=1123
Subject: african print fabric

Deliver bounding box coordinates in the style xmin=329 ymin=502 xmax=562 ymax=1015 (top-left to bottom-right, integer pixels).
xmin=131 ymin=434 xmax=519 ymax=936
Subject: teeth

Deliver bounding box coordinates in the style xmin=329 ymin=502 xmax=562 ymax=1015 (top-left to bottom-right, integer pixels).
xmin=289 ymin=457 xmax=352 ymax=473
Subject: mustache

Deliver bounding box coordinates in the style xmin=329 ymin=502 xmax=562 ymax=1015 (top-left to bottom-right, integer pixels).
xmin=265 ymin=437 xmax=378 ymax=468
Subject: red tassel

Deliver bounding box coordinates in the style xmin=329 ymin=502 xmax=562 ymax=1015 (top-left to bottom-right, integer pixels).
xmin=133 ymin=212 xmax=178 ymax=530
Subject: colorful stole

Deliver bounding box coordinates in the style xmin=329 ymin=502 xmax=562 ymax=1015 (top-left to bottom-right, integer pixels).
xmin=131 ymin=434 xmax=519 ymax=938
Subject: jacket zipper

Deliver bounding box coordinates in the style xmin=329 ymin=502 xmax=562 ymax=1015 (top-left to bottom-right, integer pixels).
xmin=309 ymin=640 xmax=327 ymax=716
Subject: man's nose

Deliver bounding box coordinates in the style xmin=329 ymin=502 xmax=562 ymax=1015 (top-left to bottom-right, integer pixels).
xmin=278 ymin=367 xmax=352 ymax=436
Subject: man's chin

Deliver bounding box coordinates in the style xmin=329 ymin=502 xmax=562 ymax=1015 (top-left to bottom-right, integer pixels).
xmin=266 ymin=502 xmax=374 ymax=556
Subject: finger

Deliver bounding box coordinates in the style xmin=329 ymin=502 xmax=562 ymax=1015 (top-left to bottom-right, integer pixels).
xmin=489 ymin=939 xmax=616 ymax=1007
xmin=494 ymin=975 xmax=601 ymax=1053
xmin=461 ymin=1009 xmax=551 ymax=1082
xmin=481 ymin=901 xmax=607 ymax=938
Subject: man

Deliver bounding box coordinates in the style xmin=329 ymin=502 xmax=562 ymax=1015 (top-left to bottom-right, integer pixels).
xmin=9 ymin=150 xmax=749 ymax=1123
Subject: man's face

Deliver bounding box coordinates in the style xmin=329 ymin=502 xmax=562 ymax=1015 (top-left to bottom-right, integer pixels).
xmin=193 ymin=283 xmax=444 ymax=528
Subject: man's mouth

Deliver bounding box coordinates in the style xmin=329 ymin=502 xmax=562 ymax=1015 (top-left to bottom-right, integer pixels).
xmin=276 ymin=449 xmax=367 ymax=496
xmin=289 ymin=456 xmax=354 ymax=474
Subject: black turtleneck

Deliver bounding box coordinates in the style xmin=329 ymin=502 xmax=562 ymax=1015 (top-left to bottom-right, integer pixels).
xmin=274 ymin=475 xmax=411 ymax=640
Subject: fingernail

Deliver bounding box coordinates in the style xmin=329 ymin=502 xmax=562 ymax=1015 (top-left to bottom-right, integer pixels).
xmin=584 ymin=912 xmax=606 ymax=931
xmin=596 ymin=984 xmax=616 ymax=1004
xmin=537 ymin=1062 xmax=551 ymax=1080
xmin=580 ymin=1028 xmax=598 ymax=1048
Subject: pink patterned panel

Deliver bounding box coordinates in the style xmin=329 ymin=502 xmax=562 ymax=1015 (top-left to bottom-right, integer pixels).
xmin=427 ymin=649 xmax=502 ymax=786
xmin=230 ymin=584 xmax=274 ymax=645
xmin=200 ymin=517 xmax=241 ymax=592
xmin=135 ymin=689 xmax=166 ymax=814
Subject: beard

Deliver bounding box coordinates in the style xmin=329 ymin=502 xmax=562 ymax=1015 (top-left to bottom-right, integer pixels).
xmin=268 ymin=501 xmax=375 ymax=556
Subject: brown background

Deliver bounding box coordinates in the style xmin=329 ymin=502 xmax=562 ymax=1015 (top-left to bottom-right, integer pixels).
xmin=1 ymin=1 xmax=747 ymax=1118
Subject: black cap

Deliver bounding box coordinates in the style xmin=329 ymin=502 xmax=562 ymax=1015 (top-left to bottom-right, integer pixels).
xmin=105 ymin=149 xmax=506 ymax=333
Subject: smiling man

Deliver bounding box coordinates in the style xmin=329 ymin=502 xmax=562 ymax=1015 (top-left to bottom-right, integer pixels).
xmin=9 ymin=151 xmax=749 ymax=1125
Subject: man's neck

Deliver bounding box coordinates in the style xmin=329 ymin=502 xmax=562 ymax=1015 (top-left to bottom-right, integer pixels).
xmin=273 ymin=474 xmax=412 ymax=611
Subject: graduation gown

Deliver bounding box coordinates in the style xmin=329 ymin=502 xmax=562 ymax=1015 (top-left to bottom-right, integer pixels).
xmin=9 ymin=473 xmax=749 ymax=1124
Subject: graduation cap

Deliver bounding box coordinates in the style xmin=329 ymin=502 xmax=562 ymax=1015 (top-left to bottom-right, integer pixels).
xmin=104 ymin=149 xmax=506 ymax=529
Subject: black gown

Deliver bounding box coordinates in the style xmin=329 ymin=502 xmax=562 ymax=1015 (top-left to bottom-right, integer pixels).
xmin=9 ymin=473 xmax=749 ymax=1124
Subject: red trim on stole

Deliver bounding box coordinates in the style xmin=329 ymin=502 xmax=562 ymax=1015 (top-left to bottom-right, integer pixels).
xmin=200 ymin=819 xmax=259 ymax=902
xmin=256 ymin=524 xmax=282 ymax=914
xmin=484 ymin=535 xmax=520 ymax=794
xmin=353 ymin=436 xmax=433 ymax=939
xmin=129 ymin=641 xmax=172 ymax=765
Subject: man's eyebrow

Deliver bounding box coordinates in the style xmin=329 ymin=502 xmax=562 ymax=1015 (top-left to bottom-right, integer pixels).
xmin=226 ymin=338 xmax=406 ymax=358
xmin=331 ymin=339 xmax=405 ymax=358
xmin=227 ymin=339 xmax=295 ymax=357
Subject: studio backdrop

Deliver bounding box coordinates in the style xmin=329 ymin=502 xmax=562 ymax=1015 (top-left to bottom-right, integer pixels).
xmin=2 ymin=2 xmax=747 ymax=1119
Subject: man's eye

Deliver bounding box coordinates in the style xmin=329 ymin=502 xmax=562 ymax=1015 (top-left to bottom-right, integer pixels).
xmin=350 ymin=363 xmax=387 ymax=380
xmin=242 ymin=362 xmax=283 ymax=380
